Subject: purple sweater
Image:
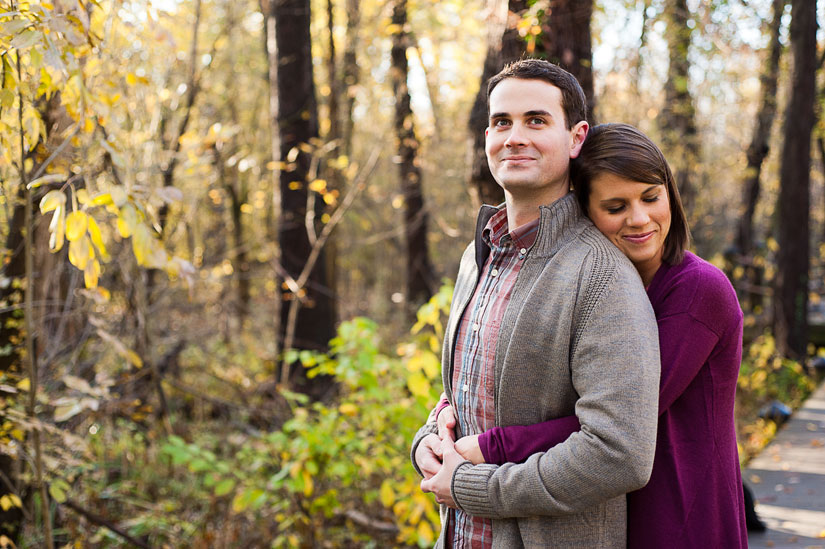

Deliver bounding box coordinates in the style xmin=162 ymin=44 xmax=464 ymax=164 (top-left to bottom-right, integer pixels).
xmin=477 ymin=252 xmax=748 ymax=548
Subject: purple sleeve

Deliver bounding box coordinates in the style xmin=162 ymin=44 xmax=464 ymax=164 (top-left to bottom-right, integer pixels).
xmin=434 ymin=397 xmax=450 ymax=419
xmin=478 ymin=415 xmax=581 ymax=465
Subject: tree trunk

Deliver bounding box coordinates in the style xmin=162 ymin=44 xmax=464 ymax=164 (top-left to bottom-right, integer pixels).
xmin=391 ymin=0 xmax=436 ymax=311
xmin=0 ymin=189 xmax=25 ymax=541
xmin=773 ymin=0 xmax=817 ymax=359
xmin=659 ymin=0 xmax=698 ymax=216
xmin=342 ymin=0 xmax=360 ymax=160
xmin=736 ymin=0 xmax=786 ymax=257
xmin=467 ymin=0 xmax=529 ymax=207
xmin=540 ymin=0 xmax=595 ymax=122
xmin=273 ymin=0 xmax=336 ymax=394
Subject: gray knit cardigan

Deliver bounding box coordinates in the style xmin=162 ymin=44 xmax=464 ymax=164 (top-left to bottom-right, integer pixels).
xmin=412 ymin=194 xmax=661 ymax=548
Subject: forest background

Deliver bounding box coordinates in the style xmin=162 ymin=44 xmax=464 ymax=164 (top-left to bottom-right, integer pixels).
xmin=0 ymin=0 xmax=824 ymax=547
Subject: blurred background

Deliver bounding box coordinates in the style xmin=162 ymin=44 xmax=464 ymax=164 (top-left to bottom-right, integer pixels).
xmin=0 ymin=0 xmax=823 ymax=546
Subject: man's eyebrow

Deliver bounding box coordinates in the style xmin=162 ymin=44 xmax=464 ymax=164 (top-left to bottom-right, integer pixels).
xmin=524 ymin=110 xmax=552 ymax=117
xmin=489 ymin=112 xmax=509 ymax=120
xmin=489 ymin=110 xmax=553 ymax=120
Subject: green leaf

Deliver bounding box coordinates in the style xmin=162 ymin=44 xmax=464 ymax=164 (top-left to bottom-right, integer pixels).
xmin=214 ymin=478 xmax=235 ymax=496
xmin=48 ymin=479 xmax=70 ymax=503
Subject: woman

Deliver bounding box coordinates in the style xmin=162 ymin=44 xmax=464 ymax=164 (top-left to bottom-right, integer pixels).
xmin=436 ymin=123 xmax=748 ymax=548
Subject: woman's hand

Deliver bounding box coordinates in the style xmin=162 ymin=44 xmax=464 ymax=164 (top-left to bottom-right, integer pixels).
xmin=455 ymin=434 xmax=485 ymax=464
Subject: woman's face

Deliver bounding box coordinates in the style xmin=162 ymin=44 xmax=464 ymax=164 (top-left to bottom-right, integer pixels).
xmin=587 ymin=172 xmax=671 ymax=285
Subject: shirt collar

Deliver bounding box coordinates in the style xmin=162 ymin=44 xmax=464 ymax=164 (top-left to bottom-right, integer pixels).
xmin=482 ymin=208 xmax=540 ymax=250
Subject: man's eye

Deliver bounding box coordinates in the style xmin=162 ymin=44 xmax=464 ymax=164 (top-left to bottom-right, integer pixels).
xmin=494 ymin=119 xmax=510 ymax=127
xmin=529 ymin=117 xmax=545 ymax=125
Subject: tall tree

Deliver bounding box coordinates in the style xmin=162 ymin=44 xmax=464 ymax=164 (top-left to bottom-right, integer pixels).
xmin=540 ymin=0 xmax=595 ymax=121
xmin=391 ymin=0 xmax=435 ymax=309
xmin=774 ymin=0 xmax=817 ymax=359
xmin=272 ymin=0 xmax=336 ymax=392
xmin=341 ymin=0 xmax=360 ymax=160
xmin=736 ymin=0 xmax=786 ymax=257
xmin=468 ymin=0 xmax=528 ymax=206
xmin=659 ymin=0 xmax=699 ymax=215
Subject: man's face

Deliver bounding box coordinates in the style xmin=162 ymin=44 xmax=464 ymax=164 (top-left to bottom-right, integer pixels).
xmin=485 ymin=78 xmax=587 ymax=205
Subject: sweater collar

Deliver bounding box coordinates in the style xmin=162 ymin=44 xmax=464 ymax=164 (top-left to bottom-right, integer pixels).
xmin=474 ymin=193 xmax=586 ymax=268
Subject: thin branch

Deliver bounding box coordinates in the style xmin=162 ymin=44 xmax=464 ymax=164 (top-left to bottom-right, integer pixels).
xmin=280 ymin=149 xmax=380 ymax=381
xmin=63 ymin=498 xmax=151 ymax=549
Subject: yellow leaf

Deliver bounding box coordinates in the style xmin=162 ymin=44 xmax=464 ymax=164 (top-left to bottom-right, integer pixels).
xmin=126 ymin=73 xmax=137 ymax=85
xmin=117 ymin=204 xmax=137 ymax=238
xmin=69 ymin=236 xmax=93 ymax=270
xmin=87 ymin=216 xmax=109 ymax=260
xmin=84 ymin=259 xmax=100 ymax=288
xmin=339 ymin=403 xmax=357 ymax=416
xmin=90 ymin=192 xmax=113 ymax=206
xmin=407 ymin=372 xmax=430 ymax=397
xmin=125 ymin=350 xmax=143 ymax=368
xmin=39 ymin=189 xmax=66 ymax=213
xmin=65 ymin=211 xmax=88 ymax=241
xmin=10 ymin=429 xmax=24 ymax=441
xmin=9 ymin=494 xmax=21 ymax=508
xmin=379 ymin=480 xmax=395 ymax=508
xmin=132 ymin=224 xmax=162 ymax=267
xmin=417 ymin=520 xmax=434 ymax=544
xmin=0 ymin=496 xmax=10 ymax=512
xmin=302 ymin=469 xmax=314 ymax=497
xmin=308 ymin=179 xmax=327 ymax=192
xmin=16 ymin=378 xmax=30 ymax=392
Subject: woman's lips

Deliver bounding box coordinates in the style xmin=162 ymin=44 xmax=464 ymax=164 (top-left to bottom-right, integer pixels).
xmin=622 ymin=231 xmax=655 ymax=244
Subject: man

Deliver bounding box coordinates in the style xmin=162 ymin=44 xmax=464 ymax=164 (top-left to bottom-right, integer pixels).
xmin=410 ymin=59 xmax=660 ymax=547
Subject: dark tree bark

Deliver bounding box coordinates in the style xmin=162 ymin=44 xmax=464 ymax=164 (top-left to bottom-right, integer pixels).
xmin=659 ymin=0 xmax=699 ymax=215
xmin=341 ymin=0 xmax=360 ymax=160
xmin=539 ymin=0 xmax=595 ymax=122
xmin=273 ymin=0 xmax=336 ymax=392
xmin=0 ymin=188 xmax=25 ymax=541
xmin=774 ymin=0 xmax=817 ymax=359
xmin=468 ymin=0 xmax=529 ymax=207
xmin=736 ymin=0 xmax=786 ymax=257
xmin=391 ymin=0 xmax=435 ymax=310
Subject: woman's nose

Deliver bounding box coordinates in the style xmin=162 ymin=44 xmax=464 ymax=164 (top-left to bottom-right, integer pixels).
xmin=627 ymin=205 xmax=650 ymax=227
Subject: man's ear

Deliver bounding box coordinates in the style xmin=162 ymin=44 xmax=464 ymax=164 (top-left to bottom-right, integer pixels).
xmin=485 ymin=127 xmax=489 ymax=137
xmin=569 ymin=121 xmax=589 ymax=159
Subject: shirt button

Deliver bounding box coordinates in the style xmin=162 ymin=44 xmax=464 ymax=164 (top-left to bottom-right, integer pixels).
xmin=462 ymin=383 xmax=469 ymax=392
xmin=519 ymin=248 xmax=527 ymax=255
xmin=472 ymin=322 xmax=480 ymax=332
xmin=491 ymin=269 xmax=499 ymax=277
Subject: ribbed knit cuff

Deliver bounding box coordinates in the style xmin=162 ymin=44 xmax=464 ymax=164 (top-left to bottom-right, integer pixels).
xmin=451 ymin=462 xmax=500 ymax=518
xmin=410 ymin=422 xmax=439 ymax=477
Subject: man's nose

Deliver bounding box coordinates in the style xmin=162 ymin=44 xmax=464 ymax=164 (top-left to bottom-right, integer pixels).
xmin=505 ymin=123 xmax=528 ymax=147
